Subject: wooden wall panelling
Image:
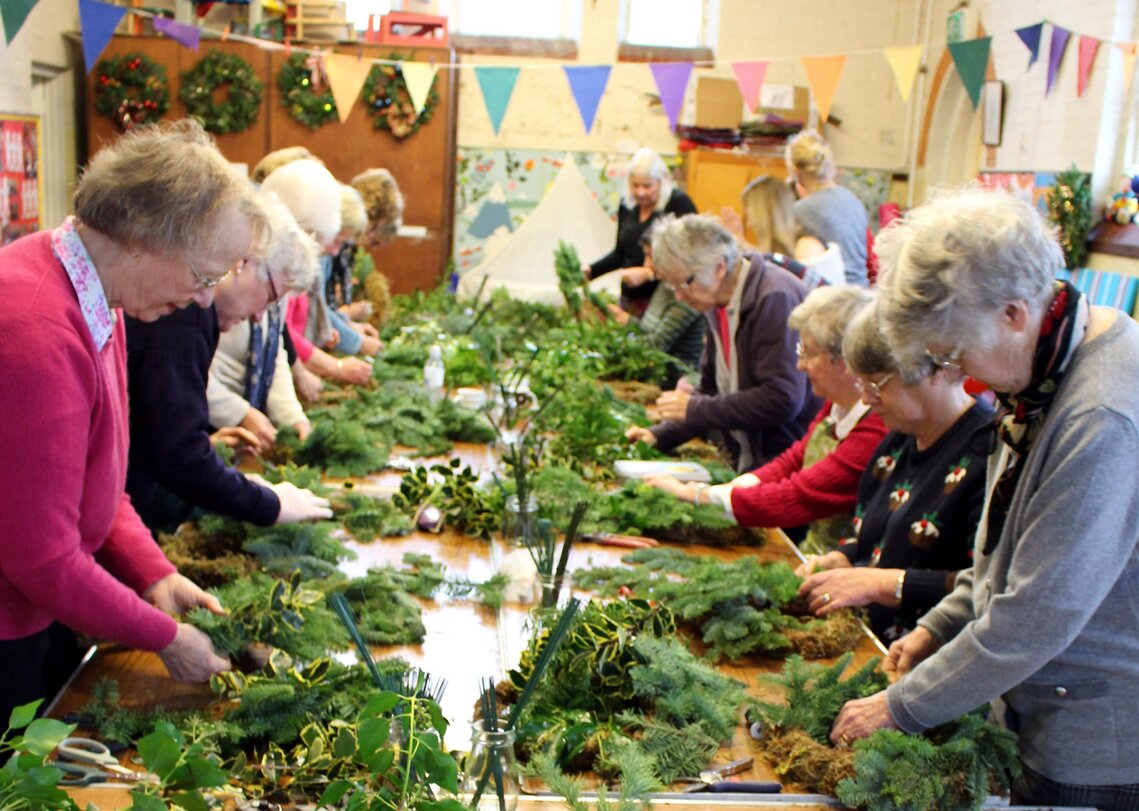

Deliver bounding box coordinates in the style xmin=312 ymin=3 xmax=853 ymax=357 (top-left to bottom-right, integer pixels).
xmin=683 ymin=149 xmax=787 ymax=238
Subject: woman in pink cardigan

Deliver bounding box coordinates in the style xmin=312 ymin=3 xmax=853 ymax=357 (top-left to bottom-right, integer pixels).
xmin=0 ymin=120 xmax=247 ymax=720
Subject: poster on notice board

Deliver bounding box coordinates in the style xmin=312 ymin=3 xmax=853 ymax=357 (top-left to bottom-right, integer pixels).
xmin=1 ymin=114 xmax=42 ymax=246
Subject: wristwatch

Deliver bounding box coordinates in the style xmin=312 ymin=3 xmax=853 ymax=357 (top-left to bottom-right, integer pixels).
xmin=894 ymin=571 xmax=906 ymax=604
xmin=694 ymin=482 xmax=709 ymax=506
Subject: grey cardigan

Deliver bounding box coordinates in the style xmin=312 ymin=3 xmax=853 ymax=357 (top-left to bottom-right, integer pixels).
xmin=886 ymin=313 xmax=1139 ymax=785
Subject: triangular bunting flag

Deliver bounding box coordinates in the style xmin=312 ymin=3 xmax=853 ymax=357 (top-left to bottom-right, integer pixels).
xmin=1076 ymin=35 xmax=1100 ymax=97
xmin=1118 ymin=42 xmax=1138 ymax=99
xmin=1 ymin=0 xmax=38 ymax=45
xmin=1047 ymin=25 xmax=1071 ymax=95
xmin=78 ymin=0 xmax=126 ymax=73
xmin=947 ymin=36 xmax=991 ymax=108
xmin=401 ymin=62 xmax=438 ymax=118
xmin=1015 ymin=22 xmax=1044 ymax=67
xmin=475 ymin=66 xmax=520 ymax=135
xmin=153 ymin=17 xmax=200 ymax=51
xmin=648 ymin=62 xmax=693 ymax=131
xmin=730 ymin=60 xmax=768 ymax=113
xmin=325 ymin=53 xmax=373 ymax=124
xmin=562 ymin=65 xmax=610 ymax=133
xmin=799 ymin=54 xmax=846 ymax=123
xmin=883 ymin=45 xmax=922 ymax=102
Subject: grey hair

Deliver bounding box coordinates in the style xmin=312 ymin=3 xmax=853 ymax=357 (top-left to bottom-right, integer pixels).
xmin=787 ymin=284 xmax=873 ymax=356
xmin=651 ymin=214 xmax=740 ymax=285
xmin=259 ymin=158 xmax=342 ymax=247
xmin=875 ymin=186 xmax=1062 ymax=368
xmin=74 ymin=118 xmax=252 ymax=258
xmin=842 ymin=296 xmax=931 ymax=385
xmin=252 ymin=189 xmax=320 ymax=292
xmin=622 ymin=147 xmax=673 ymax=212
xmin=339 ymin=184 xmax=368 ymax=240
xmin=351 ymin=167 xmax=404 ymax=244
xmin=786 ymin=129 xmax=836 ymax=182
xmin=251 ymin=146 xmax=318 ymax=184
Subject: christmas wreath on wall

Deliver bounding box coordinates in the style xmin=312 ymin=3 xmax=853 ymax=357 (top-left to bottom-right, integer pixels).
xmin=363 ymin=58 xmax=439 ymax=139
xmin=179 ymin=50 xmax=264 ymax=135
xmin=93 ymin=52 xmax=171 ymax=132
xmin=277 ymin=52 xmax=338 ymax=131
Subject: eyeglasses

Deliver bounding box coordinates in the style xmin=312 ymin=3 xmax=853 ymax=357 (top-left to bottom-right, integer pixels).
xmin=663 ymin=273 xmax=698 ymax=293
xmin=795 ymin=341 xmax=827 ymax=361
xmin=266 ymin=268 xmax=280 ymax=304
xmin=188 ymin=258 xmax=237 ymax=290
xmin=856 ymin=371 xmax=896 ymax=398
xmin=925 ymin=347 xmax=963 ymax=372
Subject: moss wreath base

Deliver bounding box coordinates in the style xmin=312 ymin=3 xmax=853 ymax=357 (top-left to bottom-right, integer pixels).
xmin=93 ymin=52 xmax=171 ymax=132
xmin=277 ymin=52 xmax=338 ymax=131
xmin=180 ymin=50 xmax=264 ymax=135
xmin=363 ymin=58 xmax=439 ymax=139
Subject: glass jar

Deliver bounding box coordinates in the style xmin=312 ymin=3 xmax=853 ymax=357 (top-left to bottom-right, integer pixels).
xmin=502 ymin=494 xmax=538 ymax=547
xmin=532 ymin=572 xmax=573 ymax=611
xmin=461 ymin=719 xmax=520 ymax=811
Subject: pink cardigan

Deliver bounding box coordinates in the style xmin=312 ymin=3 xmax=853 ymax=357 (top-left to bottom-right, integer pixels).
xmin=0 ymin=233 xmax=178 ymax=651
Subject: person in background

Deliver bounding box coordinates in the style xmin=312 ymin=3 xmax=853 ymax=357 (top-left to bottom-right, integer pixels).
xmin=785 ymin=130 xmax=869 ymax=286
xmin=319 ymin=184 xmax=381 ymax=357
xmin=625 ymin=214 xmax=818 ymax=472
xmin=644 ymin=285 xmax=884 ymax=552
xmin=126 ymin=188 xmax=333 ymax=534
xmin=796 ymin=301 xmax=992 ymax=642
xmin=250 ymin=145 xmax=315 ymax=185
xmin=830 ymin=189 xmax=1139 ymax=811
xmin=352 ymin=167 xmax=404 ymax=252
xmin=606 ymin=228 xmax=704 ymax=386
xmin=0 ymin=120 xmax=237 ymax=721
xmin=584 ymin=147 xmax=697 ymax=314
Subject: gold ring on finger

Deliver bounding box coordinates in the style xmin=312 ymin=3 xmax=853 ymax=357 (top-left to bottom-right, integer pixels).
xmin=823 ymin=592 xmax=831 ymax=604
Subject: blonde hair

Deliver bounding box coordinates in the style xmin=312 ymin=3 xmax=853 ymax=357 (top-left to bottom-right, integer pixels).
xmin=351 ymin=168 xmax=404 ymax=245
xmin=623 ymin=147 xmax=673 ymax=212
xmin=338 ymin=184 xmax=368 ymax=240
xmin=251 ymin=146 xmax=317 ymax=184
xmin=740 ymin=175 xmax=797 ymax=255
xmin=786 ymin=129 xmax=836 ymax=183
xmin=74 ymin=118 xmax=252 ymax=257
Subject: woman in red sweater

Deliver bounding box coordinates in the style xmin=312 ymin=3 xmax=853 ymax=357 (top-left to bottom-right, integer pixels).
xmin=0 ymin=120 xmax=248 ymax=720
xmin=645 ymin=285 xmax=887 ymax=552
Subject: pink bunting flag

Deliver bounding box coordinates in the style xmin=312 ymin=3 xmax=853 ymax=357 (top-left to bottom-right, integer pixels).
xmin=1076 ymin=35 xmax=1100 ymax=97
xmin=730 ymin=60 xmax=768 ymax=113
xmin=152 ymin=16 xmax=200 ymax=51
xmin=1047 ymin=25 xmax=1071 ymax=96
xmin=648 ymin=62 xmax=693 ymax=132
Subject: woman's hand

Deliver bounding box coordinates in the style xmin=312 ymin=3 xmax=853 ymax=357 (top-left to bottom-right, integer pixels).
xmin=830 ymin=691 xmax=898 ymax=746
xmin=336 ymin=357 xmax=373 ymax=385
xmin=606 ymin=303 xmax=632 ymax=325
xmin=582 ymin=264 xmax=592 ymax=280
xmin=794 ymin=550 xmax=850 ymax=579
xmin=719 ymin=206 xmax=746 ymax=242
xmin=884 ymin=626 xmax=941 ymax=681
xmin=655 ymin=389 xmax=692 ymax=422
xmin=239 ymin=408 xmax=277 ymax=447
xmin=322 ymin=328 xmax=342 ymax=350
xmin=159 ymin=623 xmax=230 ymax=682
xmin=144 ymin=573 xmax=225 ymax=617
xmin=625 ymin=426 xmax=657 ymax=445
xmin=359 ymin=334 xmax=383 ymax=356
xmin=357 ymin=321 xmax=380 ymax=339
xmin=642 ymin=474 xmax=697 ymax=501
xmin=209 ymin=426 xmax=264 ymax=455
xmin=344 ymin=301 xmax=373 ymax=321
xmin=292 ymin=361 xmax=324 ymax=403
xmin=800 ymin=566 xmax=897 ymax=614
xmin=293 ymin=421 xmax=312 ymax=442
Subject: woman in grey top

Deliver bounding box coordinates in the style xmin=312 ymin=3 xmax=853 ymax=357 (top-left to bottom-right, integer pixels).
xmin=831 ymin=188 xmax=1139 ymax=811
xmin=786 ymin=129 xmax=868 ymax=286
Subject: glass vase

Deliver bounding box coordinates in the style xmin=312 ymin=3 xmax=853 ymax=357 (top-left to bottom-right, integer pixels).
xmin=461 ymin=719 xmax=520 ymax=811
xmin=502 ymin=494 xmax=538 ymax=547
xmin=532 ymin=572 xmax=573 ymax=610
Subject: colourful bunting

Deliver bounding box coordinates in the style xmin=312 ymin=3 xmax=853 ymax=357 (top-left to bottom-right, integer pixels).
xmin=1119 ymin=42 xmax=1138 ymax=99
xmin=883 ymin=45 xmax=922 ymax=103
xmin=402 ymin=62 xmax=439 ymax=118
xmin=325 ymin=53 xmax=372 ymax=124
xmin=730 ymin=60 xmax=768 ymax=113
xmin=648 ymin=62 xmax=692 ymax=132
xmin=152 ymin=16 xmax=200 ymax=51
xmin=1076 ymin=35 xmax=1100 ymax=97
xmin=562 ymin=65 xmax=610 ymax=133
xmin=78 ymin=0 xmax=126 ymax=73
xmin=475 ymin=66 xmax=520 ymax=135
xmin=1047 ymin=25 xmax=1071 ymax=95
xmin=947 ymin=36 xmax=991 ymax=108
xmin=1015 ymin=22 xmax=1044 ymax=67
xmin=799 ymin=54 xmax=846 ymax=123
xmin=1 ymin=0 xmax=39 ymax=45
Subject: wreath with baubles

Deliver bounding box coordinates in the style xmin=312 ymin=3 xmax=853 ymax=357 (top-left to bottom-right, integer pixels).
xmin=93 ymin=52 xmax=171 ymax=132
xmin=363 ymin=58 xmax=439 ymax=139
xmin=179 ymin=50 xmax=264 ymax=134
xmin=277 ymin=52 xmax=338 ymax=131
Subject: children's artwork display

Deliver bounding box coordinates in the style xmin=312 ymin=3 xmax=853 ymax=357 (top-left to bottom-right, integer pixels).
xmin=0 ymin=114 xmax=41 ymax=245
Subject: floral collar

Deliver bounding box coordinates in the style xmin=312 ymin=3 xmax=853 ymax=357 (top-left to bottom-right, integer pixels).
xmin=50 ymin=217 xmax=114 ymax=350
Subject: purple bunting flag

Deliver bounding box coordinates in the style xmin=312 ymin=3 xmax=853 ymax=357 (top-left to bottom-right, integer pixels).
xmin=153 ymin=16 xmax=201 ymax=51
xmin=648 ymin=62 xmax=693 ymax=132
xmin=1047 ymin=25 xmax=1071 ymax=95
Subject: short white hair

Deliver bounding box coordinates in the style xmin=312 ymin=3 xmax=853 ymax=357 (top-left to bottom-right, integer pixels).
xmin=876 ymin=187 xmax=1062 ymax=367
xmin=651 ymin=214 xmax=740 ymax=285
xmin=788 ymin=285 xmax=873 ymax=356
xmin=259 ymin=158 xmax=342 ymax=247
xmin=252 ymin=189 xmax=320 ymax=292
xmin=622 ymin=147 xmax=673 ymax=212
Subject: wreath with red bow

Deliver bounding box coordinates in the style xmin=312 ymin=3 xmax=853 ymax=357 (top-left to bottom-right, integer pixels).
xmin=93 ymin=52 xmax=171 ymax=132
xmin=363 ymin=58 xmax=439 ymax=139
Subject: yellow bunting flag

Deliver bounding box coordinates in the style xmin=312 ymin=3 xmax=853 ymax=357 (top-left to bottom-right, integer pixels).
xmin=884 ymin=45 xmax=923 ymax=103
xmin=401 ymin=62 xmax=438 ymax=117
xmin=1119 ymin=42 xmax=1138 ymax=99
xmin=325 ymin=53 xmax=374 ymax=124
xmin=800 ymin=54 xmax=846 ymax=123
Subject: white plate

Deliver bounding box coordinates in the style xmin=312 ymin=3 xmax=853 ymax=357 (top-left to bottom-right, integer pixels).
xmin=614 ymin=460 xmax=711 ymax=483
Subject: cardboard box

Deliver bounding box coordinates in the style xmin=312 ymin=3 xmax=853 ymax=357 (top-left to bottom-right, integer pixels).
xmin=695 ymin=77 xmax=811 ymax=129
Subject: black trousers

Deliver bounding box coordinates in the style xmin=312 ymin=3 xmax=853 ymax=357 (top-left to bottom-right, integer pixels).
xmin=0 ymin=623 xmax=83 ymax=724
xmin=1013 ymin=763 xmax=1139 ymax=811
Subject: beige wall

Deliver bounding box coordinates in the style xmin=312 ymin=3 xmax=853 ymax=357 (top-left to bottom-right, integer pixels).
xmin=0 ymin=0 xmax=79 ymax=112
